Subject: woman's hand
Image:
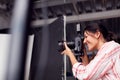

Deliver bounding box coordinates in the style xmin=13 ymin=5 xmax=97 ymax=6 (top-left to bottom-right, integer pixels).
xmin=61 ymin=42 xmax=78 ymax=65
xmin=61 ymin=42 xmax=72 ymax=56
xmin=80 ymin=45 xmax=89 ymax=65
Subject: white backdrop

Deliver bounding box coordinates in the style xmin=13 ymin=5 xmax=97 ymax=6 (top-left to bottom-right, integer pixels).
xmin=0 ymin=34 xmax=34 ymax=80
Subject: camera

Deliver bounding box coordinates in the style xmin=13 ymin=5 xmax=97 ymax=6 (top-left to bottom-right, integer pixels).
xmin=58 ymin=23 xmax=84 ymax=57
xmin=58 ymin=34 xmax=84 ymax=56
xmin=58 ymin=41 xmax=75 ymax=51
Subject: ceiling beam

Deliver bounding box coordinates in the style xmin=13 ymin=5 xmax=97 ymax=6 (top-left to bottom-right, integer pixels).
xmin=71 ymin=0 xmax=79 ymax=15
xmin=32 ymin=9 xmax=120 ymax=27
xmin=33 ymin=0 xmax=87 ymax=8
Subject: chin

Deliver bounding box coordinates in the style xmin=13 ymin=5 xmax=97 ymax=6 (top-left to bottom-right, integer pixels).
xmin=88 ymin=47 xmax=94 ymax=51
xmin=88 ymin=49 xmax=92 ymax=51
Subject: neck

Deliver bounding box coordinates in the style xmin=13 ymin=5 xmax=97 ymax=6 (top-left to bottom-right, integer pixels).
xmin=97 ymin=38 xmax=106 ymax=50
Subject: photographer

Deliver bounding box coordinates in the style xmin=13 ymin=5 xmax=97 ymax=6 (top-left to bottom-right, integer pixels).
xmin=61 ymin=22 xmax=120 ymax=80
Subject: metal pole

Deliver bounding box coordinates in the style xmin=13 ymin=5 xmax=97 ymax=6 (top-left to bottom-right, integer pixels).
xmin=6 ymin=0 xmax=33 ymax=80
xmin=63 ymin=15 xmax=67 ymax=80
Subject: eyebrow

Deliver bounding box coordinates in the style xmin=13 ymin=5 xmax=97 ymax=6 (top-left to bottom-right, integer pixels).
xmin=85 ymin=31 xmax=96 ymax=38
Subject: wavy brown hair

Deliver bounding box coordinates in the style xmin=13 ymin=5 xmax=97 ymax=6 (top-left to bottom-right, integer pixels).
xmin=84 ymin=22 xmax=118 ymax=42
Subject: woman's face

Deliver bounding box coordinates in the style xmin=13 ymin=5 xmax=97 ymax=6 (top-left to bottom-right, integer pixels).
xmin=83 ymin=31 xmax=99 ymax=51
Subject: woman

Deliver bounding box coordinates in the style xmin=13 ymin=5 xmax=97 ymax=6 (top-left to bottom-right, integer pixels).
xmin=62 ymin=22 xmax=120 ymax=80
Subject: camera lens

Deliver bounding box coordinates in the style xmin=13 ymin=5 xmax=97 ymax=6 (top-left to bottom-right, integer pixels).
xmin=58 ymin=41 xmax=75 ymax=52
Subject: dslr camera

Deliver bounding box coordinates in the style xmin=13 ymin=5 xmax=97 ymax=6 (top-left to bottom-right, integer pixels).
xmin=58 ymin=24 xmax=84 ymax=56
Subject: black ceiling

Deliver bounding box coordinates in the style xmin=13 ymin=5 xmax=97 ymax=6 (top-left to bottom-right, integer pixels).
xmin=0 ymin=0 xmax=120 ymax=37
xmin=31 ymin=0 xmax=120 ymax=20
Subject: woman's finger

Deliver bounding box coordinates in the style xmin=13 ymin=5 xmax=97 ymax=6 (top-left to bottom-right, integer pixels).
xmin=64 ymin=42 xmax=68 ymax=48
xmin=61 ymin=50 xmax=65 ymax=54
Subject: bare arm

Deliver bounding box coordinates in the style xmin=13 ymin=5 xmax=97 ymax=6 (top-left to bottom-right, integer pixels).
xmin=61 ymin=42 xmax=78 ymax=65
xmin=62 ymin=42 xmax=89 ymax=66
xmin=80 ymin=48 xmax=89 ymax=65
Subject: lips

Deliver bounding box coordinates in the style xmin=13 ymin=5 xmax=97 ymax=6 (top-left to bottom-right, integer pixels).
xmin=84 ymin=44 xmax=89 ymax=50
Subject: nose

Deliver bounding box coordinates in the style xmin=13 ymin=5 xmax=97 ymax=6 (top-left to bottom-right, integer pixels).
xmin=83 ymin=38 xmax=86 ymax=44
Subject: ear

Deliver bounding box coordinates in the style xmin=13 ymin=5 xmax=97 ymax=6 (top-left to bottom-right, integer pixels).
xmin=95 ymin=30 xmax=101 ymax=39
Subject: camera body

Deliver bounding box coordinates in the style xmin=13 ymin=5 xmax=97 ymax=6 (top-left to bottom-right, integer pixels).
xmin=58 ymin=41 xmax=75 ymax=51
xmin=58 ymin=31 xmax=84 ymax=56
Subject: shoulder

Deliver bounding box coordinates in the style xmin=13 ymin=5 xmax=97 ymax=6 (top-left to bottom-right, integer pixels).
xmin=99 ymin=41 xmax=120 ymax=54
xmin=105 ymin=41 xmax=120 ymax=49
